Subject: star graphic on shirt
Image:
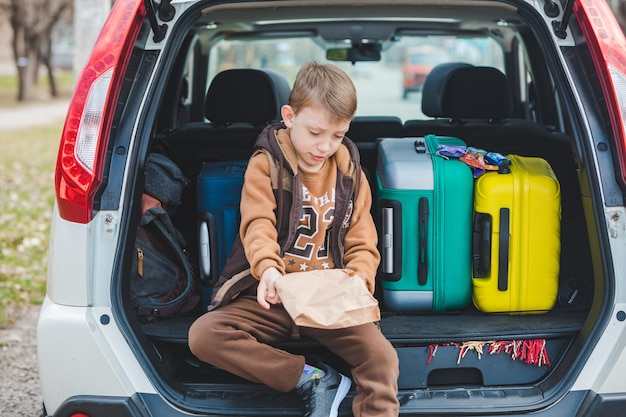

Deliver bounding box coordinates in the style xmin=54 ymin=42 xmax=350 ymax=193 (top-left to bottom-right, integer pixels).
xmin=312 ymin=264 xmax=318 ymax=270
xmin=288 ymin=259 xmax=296 ymax=267
xmin=322 ymin=262 xmax=330 ymax=269
xmin=300 ymin=263 xmax=308 ymax=271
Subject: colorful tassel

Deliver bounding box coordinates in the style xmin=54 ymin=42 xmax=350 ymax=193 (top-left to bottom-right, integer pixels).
xmin=426 ymin=339 xmax=550 ymax=367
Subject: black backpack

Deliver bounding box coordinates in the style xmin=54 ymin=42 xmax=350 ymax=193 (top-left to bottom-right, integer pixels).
xmin=131 ymin=206 xmax=200 ymax=322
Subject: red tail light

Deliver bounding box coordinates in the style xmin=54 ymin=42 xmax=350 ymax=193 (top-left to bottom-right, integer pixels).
xmin=575 ymin=0 xmax=626 ymax=184
xmin=55 ymin=0 xmax=146 ymax=223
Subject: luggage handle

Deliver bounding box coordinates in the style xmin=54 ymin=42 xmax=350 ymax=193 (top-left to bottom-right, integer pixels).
xmin=382 ymin=207 xmax=394 ymax=274
xmin=380 ymin=199 xmax=402 ymax=282
xmin=418 ymin=197 xmax=429 ymax=285
xmin=498 ymin=208 xmax=510 ymax=291
xmin=414 ymin=139 xmax=427 ymax=154
xmin=198 ymin=212 xmax=219 ymax=286
xmin=472 ymin=213 xmax=492 ymax=278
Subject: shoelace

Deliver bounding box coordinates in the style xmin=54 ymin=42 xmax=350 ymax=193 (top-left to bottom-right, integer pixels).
xmin=299 ymin=377 xmax=320 ymax=416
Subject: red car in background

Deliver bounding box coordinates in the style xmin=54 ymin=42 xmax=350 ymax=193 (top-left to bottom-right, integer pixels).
xmin=402 ymin=46 xmax=448 ymax=99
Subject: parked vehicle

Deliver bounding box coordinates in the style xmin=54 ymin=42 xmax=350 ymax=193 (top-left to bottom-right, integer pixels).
xmin=38 ymin=0 xmax=626 ymax=415
xmin=402 ymin=45 xmax=448 ymax=99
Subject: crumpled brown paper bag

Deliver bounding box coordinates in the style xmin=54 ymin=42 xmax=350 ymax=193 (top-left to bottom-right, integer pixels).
xmin=275 ymin=269 xmax=380 ymax=329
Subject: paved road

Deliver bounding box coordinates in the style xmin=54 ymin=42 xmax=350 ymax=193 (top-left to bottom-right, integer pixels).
xmin=0 ymin=304 xmax=42 ymax=416
xmin=0 ymin=99 xmax=70 ymax=132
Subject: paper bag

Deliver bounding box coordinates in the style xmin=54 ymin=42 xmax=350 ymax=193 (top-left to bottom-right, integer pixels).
xmin=275 ymin=269 xmax=380 ymax=329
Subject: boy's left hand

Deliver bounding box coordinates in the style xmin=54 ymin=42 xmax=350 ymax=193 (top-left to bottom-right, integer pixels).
xmin=257 ymin=267 xmax=283 ymax=309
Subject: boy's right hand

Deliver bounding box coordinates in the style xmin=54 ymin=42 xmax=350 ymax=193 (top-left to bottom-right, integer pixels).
xmin=257 ymin=267 xmax=283 ymax=309
xmin=141 ymin=193 xmax=162 ymax=215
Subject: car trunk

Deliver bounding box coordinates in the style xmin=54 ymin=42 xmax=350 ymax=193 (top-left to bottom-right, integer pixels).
xmin=120 ymin=0 xmax=605 ymax=414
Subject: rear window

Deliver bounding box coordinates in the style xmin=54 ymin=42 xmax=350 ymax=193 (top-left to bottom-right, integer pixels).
xmin=206 ymin=35 xmax=505 ymax=121
xmin=405 ymin=48 xmax=447 ymax=65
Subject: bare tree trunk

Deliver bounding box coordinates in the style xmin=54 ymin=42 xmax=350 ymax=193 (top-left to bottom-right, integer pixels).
xmin=34 ymin=46 xmax=42 ymax=86
xmin=9 ymin=0 xmax=37 ymax=101
xmin=43 ymin=0 xmax=71 ymax=97
xmin=23 ymin=48 xmax=39 ymax=101
xmin=43 ymin=38 xmax=58 ymax=97
xmin=5 ymin=0 xmax=72 ymax=102
xmin=9 ymin=1 xmax=31 ymax=101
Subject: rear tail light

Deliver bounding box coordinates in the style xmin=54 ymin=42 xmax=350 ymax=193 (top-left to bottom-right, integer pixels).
xmin=575 ymin=0 xmax=626 ymax=184
xmin=75 ymin=69 xmax=113 ymax=172
xmin=55 ymin=0 xmax=146 ymax=223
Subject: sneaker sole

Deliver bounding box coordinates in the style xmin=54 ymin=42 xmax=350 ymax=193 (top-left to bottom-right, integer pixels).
xmin=329 ymin=374 xmax=352 ymax=417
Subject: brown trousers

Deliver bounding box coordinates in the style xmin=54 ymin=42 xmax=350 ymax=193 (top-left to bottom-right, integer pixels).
xmin=188 ymin=293 xmax=400 ymax=417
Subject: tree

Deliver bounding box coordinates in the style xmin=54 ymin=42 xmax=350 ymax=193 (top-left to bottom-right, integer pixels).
xmin=0 ymin=0 xmax=72 ymax=102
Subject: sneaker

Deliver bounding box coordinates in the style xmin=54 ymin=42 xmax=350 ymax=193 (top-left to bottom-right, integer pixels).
xmin=296 ymin=363 xmax=352 ymax=417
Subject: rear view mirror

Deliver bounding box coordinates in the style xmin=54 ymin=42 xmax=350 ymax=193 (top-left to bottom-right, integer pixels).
xmin=326 ymin=43 xmax=381 ymax=63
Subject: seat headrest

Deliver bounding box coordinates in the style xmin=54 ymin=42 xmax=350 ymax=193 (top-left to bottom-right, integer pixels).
xmin=422 ymin=63 xmax=513 ymax=120
xmin=422 ymin=62 xmax=474 ymax=117
xmin=205 ymin=68 xmax=291 ymax=125
xmin=347 ymin=116 xmax=403 ymax=142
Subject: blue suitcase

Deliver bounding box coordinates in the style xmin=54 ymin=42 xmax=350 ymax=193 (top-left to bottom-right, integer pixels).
xmin=197 ymin=161 xmax=247 ymax=286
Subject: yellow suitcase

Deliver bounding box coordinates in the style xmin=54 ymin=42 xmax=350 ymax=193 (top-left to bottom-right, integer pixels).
xmin=472 ymin=155 xmax=561 ymax=313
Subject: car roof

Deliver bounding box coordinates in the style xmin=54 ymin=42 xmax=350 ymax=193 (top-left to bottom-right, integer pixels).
xmin=192 ymin=0 xmax=523 ymax=49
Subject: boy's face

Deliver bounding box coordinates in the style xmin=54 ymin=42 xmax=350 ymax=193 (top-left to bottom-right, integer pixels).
xmin=281 ymin=104 xmax=351 ymax=172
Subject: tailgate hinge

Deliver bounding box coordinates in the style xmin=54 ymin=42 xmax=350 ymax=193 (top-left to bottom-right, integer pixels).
xmin=143 ymin=0 xmax=176 ymax=43
xmin=552 ymin=0 xmax=574 ymax=39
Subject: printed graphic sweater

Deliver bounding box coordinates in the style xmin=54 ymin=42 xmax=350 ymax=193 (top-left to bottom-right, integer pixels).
xmin=208 ymin=122 xmax=380 ymax=311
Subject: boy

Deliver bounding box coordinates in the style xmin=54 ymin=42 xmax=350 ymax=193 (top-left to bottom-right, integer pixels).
xmin=188 ymin=62 xmax=399 ymax=417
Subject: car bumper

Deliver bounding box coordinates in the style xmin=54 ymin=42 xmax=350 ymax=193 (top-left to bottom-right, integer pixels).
xmin=45 ymin=390 xmax=626 ymax=417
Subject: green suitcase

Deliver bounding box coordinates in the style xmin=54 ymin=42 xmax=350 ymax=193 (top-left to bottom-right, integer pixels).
xmin=376 ymin=135 xmax=473 ymax=311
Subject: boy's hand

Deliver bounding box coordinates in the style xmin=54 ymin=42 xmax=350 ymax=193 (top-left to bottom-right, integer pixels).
xmin=141 ymin=193 xmax=162 ymax=215
xmin=257 ymin=267 xmax=283 ymax=309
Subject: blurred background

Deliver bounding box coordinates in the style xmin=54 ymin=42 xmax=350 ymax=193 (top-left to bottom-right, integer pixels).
xmin=1 ymin=0 xmax=626 ymax=104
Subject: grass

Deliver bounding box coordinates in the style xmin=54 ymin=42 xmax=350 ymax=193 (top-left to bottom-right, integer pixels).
xmin=0 ymin=72 xmax=69 ymax=326
xmin=0 ymin=72 xmax=74 ymax=107
xmin=0 ymin=122 xmax=62 ymax=326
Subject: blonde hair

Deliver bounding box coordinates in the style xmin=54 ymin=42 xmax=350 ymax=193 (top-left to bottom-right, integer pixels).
xmin=289 ymin=62 xmax=357 ymax=121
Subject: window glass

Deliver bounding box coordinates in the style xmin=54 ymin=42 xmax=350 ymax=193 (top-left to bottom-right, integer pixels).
xmin=208 ymin=36 xmax=504 ymax=122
